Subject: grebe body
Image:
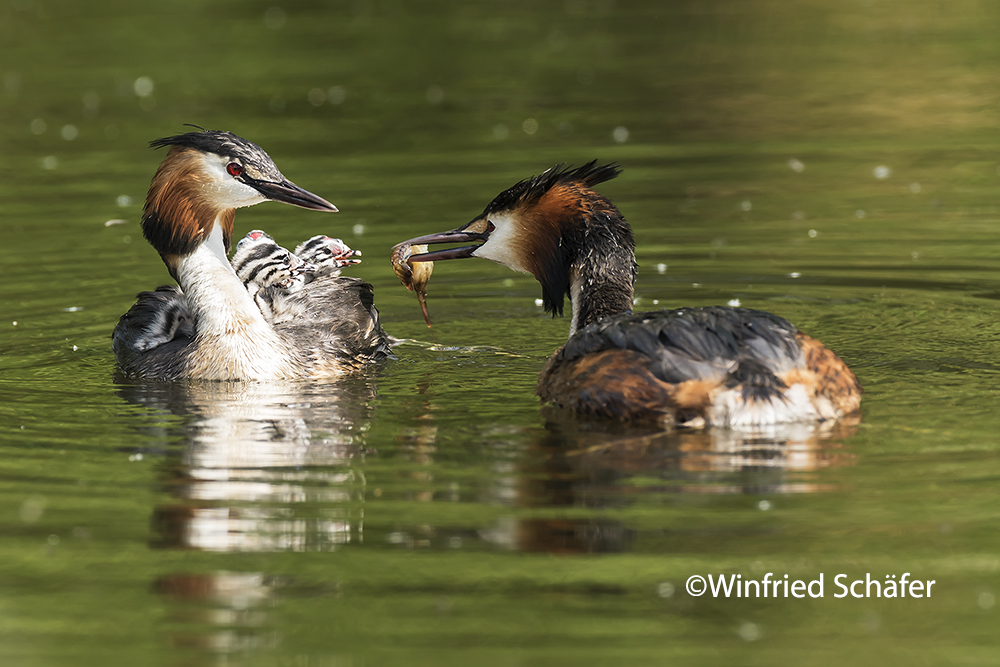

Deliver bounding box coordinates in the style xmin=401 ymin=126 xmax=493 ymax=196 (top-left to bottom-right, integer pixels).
xmin=113 ymin=130 xmax=390 ymax=380
xmin=400 ymin=163 xmax=860 ymax=428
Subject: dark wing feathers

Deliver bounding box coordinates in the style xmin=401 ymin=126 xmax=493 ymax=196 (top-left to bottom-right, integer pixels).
xmin=275 ymin=276 xmax=392 ymax=362
xmin=558 ymin=307 xmax=804 ymax=385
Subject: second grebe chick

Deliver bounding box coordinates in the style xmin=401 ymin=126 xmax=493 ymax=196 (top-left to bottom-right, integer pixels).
xmin=399 ymin=162 xmax=861 ymax=428
xmin=113 ymin=130 xmax=390 ymax=380
xmin=294 ymin=235 xmax=362 ymax=278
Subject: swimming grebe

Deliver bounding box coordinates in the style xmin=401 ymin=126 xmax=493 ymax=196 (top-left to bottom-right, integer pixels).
xmin=399 ymin=162 xmax=861 ymax=428
xmin=113 ymin=130 xmax=390 ymax=380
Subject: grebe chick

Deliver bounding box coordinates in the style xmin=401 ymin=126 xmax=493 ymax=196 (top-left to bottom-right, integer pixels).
xmin=294 ymin=235 xmax=362 ymax=278
xmin=400 ymin=162 xmax=861 ymax=428
xmin=113 ymin=129 xmax=391 ymax=380
xmin=231 ymin=230 xmax=316 ymax=324
xmin=114 ymin=285 xmax=193 ymax=353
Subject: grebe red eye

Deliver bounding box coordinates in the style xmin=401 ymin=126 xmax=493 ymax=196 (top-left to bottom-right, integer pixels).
xmin=226 ymin=162 xmax=243 ymax=177
xmin=486 ymin=220 xmax=496 ymax=232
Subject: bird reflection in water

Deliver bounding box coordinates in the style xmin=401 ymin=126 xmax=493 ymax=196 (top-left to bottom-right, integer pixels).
xmin=153 ymin=570 xmax=281 ymax=653
xmin=117 ymin=376 xmax=372 ymax=653
xmin=116 ymin=375 xmax=377 ymax=552
xmin=497 ymin=413 xmax=860 ymax=554
xmin=118 ymin=369 xmax=858 ymax=651
xmin=370 ymin=384 xmax=859 ymax=556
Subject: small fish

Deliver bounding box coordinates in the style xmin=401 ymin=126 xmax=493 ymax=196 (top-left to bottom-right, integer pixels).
xmin=391 ymin=242 xmax=433 ymax=327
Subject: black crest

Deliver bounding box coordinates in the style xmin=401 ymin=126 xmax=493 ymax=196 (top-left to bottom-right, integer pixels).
xmin=149 ymin=129 xmax=265 ymax=160
xmin=483 ymin=160 xmax=622 ymax=215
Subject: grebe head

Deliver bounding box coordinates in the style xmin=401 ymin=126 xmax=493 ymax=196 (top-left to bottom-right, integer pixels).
xmin=401 ymin=161 xmax=632 ymax=318
xmin=141 ymin=129 xmax=336 ymax=271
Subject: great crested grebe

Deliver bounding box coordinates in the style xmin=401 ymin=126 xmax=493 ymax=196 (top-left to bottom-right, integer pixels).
xmin=399 ymin=162 xmax=861 ymax=428
xmin=113 ymin=130 xmax=390 ymax=380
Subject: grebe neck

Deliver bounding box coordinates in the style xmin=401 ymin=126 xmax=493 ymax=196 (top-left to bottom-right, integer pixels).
xmin=567 ymin=261 xmax=636 ymax=338
xmin=563 ymin=215 xmax=636 ymax=338
xmin=175 ymin=221 xmax=295 ymax=379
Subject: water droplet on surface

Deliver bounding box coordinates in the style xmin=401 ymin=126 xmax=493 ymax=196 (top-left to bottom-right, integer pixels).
xmin=426 ymin=85 xmax=444 ymax=105
xmin=612 ymin=126 xmax=629 ymax=143
xmin=860 ymin=611 xmax=882 ymax=633
xmin=308 ymin=88 xmax=325 ymax=106
xmin=873 ymin=165 xmax=891 ymax=180
xmin=522 ymin=118 xmax=538 ymax=135
xmin=61 ymin=124 xmax=77 ymax=141
xmin=327 ymin=86 xmax=346 ymax=104
xmin=263 ymin=6 xmax=286 ymax=29
xmin=657 ymin=582 xmax=675 ymax=598
xmin=82 ymin=91 xmax=100 ymax=116
xmin=738 ymin=622 xmax=761 ymax=641
xmin=788 ymin=158 xmax=805 ymax=172
xmin=30 ymin=118 xmax=46 ymax=135
xmin=133 ymin=76 xmax=154 ymax=98
xmin=20 ymin=498 xmax=45 ymax=523
xmin=4 ymin=72 xmax=21 ymax=96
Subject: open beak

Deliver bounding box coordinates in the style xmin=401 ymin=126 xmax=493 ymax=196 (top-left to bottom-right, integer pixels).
xmin=402 ymin=227 xmax=488 ymax=263
xmin=252 ymin=178 xmax=338 ymax=212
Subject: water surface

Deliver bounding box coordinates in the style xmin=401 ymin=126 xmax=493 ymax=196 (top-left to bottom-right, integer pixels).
xmin=2 ymin=1 xmax=1000 ymax=664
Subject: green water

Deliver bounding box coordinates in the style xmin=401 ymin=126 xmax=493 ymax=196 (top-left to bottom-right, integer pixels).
xmin=2 ymin=0 xmax=1000 ymax=664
